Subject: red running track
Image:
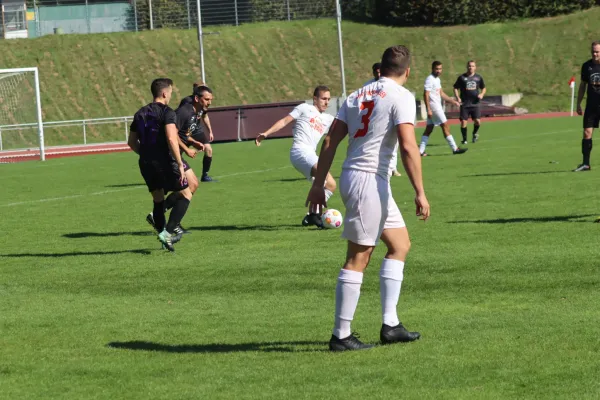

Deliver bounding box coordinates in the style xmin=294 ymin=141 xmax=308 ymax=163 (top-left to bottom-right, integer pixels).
xmin=0 ymin=112 xmax=573 ymax=163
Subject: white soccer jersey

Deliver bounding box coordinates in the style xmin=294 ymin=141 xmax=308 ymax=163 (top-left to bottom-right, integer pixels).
xmin=338 ymin=77 xmax=416 ymax=179
xmin=289 ymin=103 xmax=334 ymax=151
xmin=424 ymin=74 xmax=443 ymax=111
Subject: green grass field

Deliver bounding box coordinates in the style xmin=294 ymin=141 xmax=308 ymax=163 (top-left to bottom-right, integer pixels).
xmin=1 ymin=7 xmax=600 ymax=133
xmin=1 ymin=116 xmax=599 ymax=399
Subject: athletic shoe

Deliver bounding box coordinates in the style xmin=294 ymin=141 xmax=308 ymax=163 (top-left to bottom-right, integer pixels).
xmin=380 ymin=323 xmax=421 ymax=344
xmin=472 ymin=134 xmax=479 ymax=143
xmin=173 ymin=224 xmax=190 ymax=235
xmin=461 ymin=140 xmax=468 ymax=145
xmin=420 ymin=152 xmax=428 ymax=157
xmin=170 ymin=232 xmax=183 ymax=244
xmin=146 ymin=213 xmax=157 ymax=232
xmin=201 ymin=175 xmax=217 ymax=182
xmin=573 ymin=164 xmax=591 ymax=172
xmin=329 ymin=333 xmax=374 ymax=352
xmin=158 ymin=229 xmax=175 ymax=252
xmin=302 ymin=213 xmax=324 ymax=229
xmin=392 ymin=169 xmax=402 ymax=177
xmin=453 ymin=148 xmax=468 ymax=155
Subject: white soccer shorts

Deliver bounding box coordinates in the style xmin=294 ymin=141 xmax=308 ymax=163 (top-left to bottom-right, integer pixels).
xmin=290 ymin=147 xmax=318 ymax=181
xmin=339 ymin=168 xmax=406 ymax=246
xmin=426 ymin=108 xmax=448 ymax=126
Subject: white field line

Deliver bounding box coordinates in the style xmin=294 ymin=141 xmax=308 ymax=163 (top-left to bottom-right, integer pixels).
xmin=1 ymin=166 xmax=292 ymax=207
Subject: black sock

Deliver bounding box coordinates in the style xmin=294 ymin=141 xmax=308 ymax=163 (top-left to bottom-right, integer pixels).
xmin=460 ymin=127 xmax=467 ymax=141
xmin=202 ymin=155 xmax=212 ymax=177
xmin=473 ymin=124 xmax=480 ymax=135
xmin=164 ymin=192 xmax=179 ymax=212
xmin=166 ymin=197 xmax=190 ymax=234
xmin=582 ymin=138 xmax=592 ymax=166
xmin=153 ymin=201 xmax=166 ymax=232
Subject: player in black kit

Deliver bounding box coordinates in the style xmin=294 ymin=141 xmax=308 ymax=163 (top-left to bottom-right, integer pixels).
xmin=128 ymin=78 xmax=193 ymax=252
xmin=179 ymin=83 xmax=216 ymax=182
xmin=453 ymin=60 xmax=486 ymax=144
xmin=574 ymin=41 xmax=600 ymax=172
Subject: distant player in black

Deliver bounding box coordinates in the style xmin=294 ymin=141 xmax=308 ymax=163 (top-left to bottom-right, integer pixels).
xmin=453 ymin=60 xmax=486 ymax=144
xmin=127 ymin=78 xmax=193 ymax=251
xmin=574 ymin=41 xmax=600 ymax=172
xmin=179 ymin=83 xmax=216 ymax=182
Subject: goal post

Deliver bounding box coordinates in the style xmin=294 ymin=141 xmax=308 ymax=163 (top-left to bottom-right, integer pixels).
xmin=0 ymin=67 xmax=45 ymax=161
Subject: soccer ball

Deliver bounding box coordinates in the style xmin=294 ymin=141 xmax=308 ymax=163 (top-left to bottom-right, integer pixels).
xmin=321 ymin=209 xmax=343 ymax=229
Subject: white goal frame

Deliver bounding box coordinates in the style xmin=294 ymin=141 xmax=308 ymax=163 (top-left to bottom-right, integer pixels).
xmin=0 ymin=67 xmax=45 ymax=161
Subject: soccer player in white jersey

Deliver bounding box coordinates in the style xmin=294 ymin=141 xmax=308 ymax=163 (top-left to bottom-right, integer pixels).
xmin=255 ymin=85 xmax=335 ymax=227
xmin=419 ymin=61 xmax=467 ymax=156
xmin=306 ymin=45 xmax=430 ymax=352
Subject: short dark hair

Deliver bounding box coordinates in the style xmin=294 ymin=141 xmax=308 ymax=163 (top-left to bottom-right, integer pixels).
xmin=432 ymin=61 xmax=442 ymax=70
xmin=151 ymin=78 xmax=173 ymax=98
xmin=380 ymin=45 xmax=411 ymax=77
xmin=467 ymin=60 xmax=476 ymax=66
xmin=592 ymin=41 xmax=600 ymax=48
xmin=372 ymin=62 xmax=381 ymax=73
xmin=313 ymin=85 xmax=330 ymax=98
xmin=193 ymin=85 xmax=212 ymax=98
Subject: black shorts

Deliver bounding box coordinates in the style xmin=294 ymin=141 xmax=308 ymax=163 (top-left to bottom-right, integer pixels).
xmin=583 ymin=107 xmax=600 ymax=129
xmin=460 ymin=105 xmax=481 ymax=121
xmin=139 ymin=158 xmax=189 ymax=193
xmin=191 ymin=131 xmax=209 ymax=145
xmin=182 ymin=158 xmax=191 ymax=172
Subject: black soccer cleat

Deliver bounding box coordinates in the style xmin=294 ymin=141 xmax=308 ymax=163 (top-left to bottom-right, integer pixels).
xmin=302 ymin=213 xmax=324 ymax=229
xmin=201 ymin=175 xmax=217 ymax=182
xmin=460 ymin=140 xmax=468 ymax=145
xmin=158 ymin=230 xmax=175 ymax=252
xmin=472 ymin=133 xmax=479 ymax=143
xmin=453 ymin=148 xmax=468 ymax=155
xmin=380 ymin=323 xmax=421 ymax=344
xmin=146 ymin=213 xmax=157 ymax=232
xmin=573 ymin=164 xmax=591 ymax=172
xmin=329 ymin=333 xmax=374 ymax=352
xmin=173 ymin=224 xmax=190 ymax=235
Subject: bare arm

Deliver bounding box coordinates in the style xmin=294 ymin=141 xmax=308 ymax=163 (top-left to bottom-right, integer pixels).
xmin=255 ymin=115 xmax=295 ymax=146
xmin=577 ymin=81 xmax=587 ymax=113
xmin=305 ymin=119 xmax=348 ymax=211
xmin=166 ymin=123 xmax=184 ymax=167
xmin=478 ymin=87 xmax=487 ymax=99
xmin=178 ymin=136 xmax=197 ymax=158
xmin=202 ymin=114 xmax=214 ymax=142
xmin=441 ymin=90 xmax=459 ymax=105
xmin=453 ymin=88 xmax=461 ymax=103
xmin=397 ymin=123 xmax=430 ymax=220
xmin=128 ymin=130 xmax=140 ymax=154
xmin=424 ymin=91 xmax=431 ymax=114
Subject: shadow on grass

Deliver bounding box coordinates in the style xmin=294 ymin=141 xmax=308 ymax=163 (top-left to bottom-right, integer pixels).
xmin=0 ymin=249 xmax=152 ymax=258
xmin=105 ymin=183 xmax=145 ymax=188
xmin=462 ymin=170 xmax=566 ymax=177
xmin=107 ymin=340 xmax=328 ymax=353
xmin=63 ymin=225 xmax=305 ymax=239
xmin=263 ymin=178 xmax=307 ymax=183
xmin=449 ymin=214 xmax=595 ymax=224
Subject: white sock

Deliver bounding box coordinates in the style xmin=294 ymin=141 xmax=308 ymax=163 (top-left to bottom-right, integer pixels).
xmin=446 ymin=135 xmax=458 ymax=151
xmin=333 ymin=269 xmax=363 ymax=339
xmin=419 ymin=135 xmax=429 ymax=154
xmin=380 ymin=258 xmax=404 ymax=327
xmin=324 ymin=188 xmax=334 ymax=202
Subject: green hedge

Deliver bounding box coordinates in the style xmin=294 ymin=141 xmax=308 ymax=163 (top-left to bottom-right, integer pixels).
xmin=342 ymin=0 xmax=598 ymax=26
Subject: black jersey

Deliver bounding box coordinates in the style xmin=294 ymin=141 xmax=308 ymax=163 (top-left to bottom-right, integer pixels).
xmin=179 ymin=95 xmax=194 ymax=109
xmin=453 ymin=73 xmax=485 ymax=106
xmin=581 ymin=59 xmax=600 ymax=108
xmin=175 ymin=102 xmax=208 ymax=144
xmin=130 ymin=102 xmax=177 ymax=161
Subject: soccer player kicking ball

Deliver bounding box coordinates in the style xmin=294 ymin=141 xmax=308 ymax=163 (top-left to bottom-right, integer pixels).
xmin=306 ymin=45 xmax=430 ymax=351
xmin=255 ymin=85 xmax=335 ymax=228
xmin=419 ymin=61 xmax=467 ymax=156
xmin=128 ymin=78 xmax=193 ymax=251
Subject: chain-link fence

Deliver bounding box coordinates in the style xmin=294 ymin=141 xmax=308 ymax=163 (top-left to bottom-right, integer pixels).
xmin=21 ymin=0 xmax=336 ymax=37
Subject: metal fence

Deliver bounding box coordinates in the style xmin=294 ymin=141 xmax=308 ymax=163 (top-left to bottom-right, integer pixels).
xmin=23 ymin=0 xmax=336 ymax=37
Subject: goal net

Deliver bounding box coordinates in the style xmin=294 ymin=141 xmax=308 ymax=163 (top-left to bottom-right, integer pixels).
xmin=0 ymin=67 xmax=45 ymax=160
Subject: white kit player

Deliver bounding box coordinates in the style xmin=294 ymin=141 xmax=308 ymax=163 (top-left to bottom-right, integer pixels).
xmin=419 ymin=61 xmax=467 ymax=156
xmin=306 ymin=45 xmax=430 ymax=352
xmin=255 ymin=85 xmax=335 ymax=227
